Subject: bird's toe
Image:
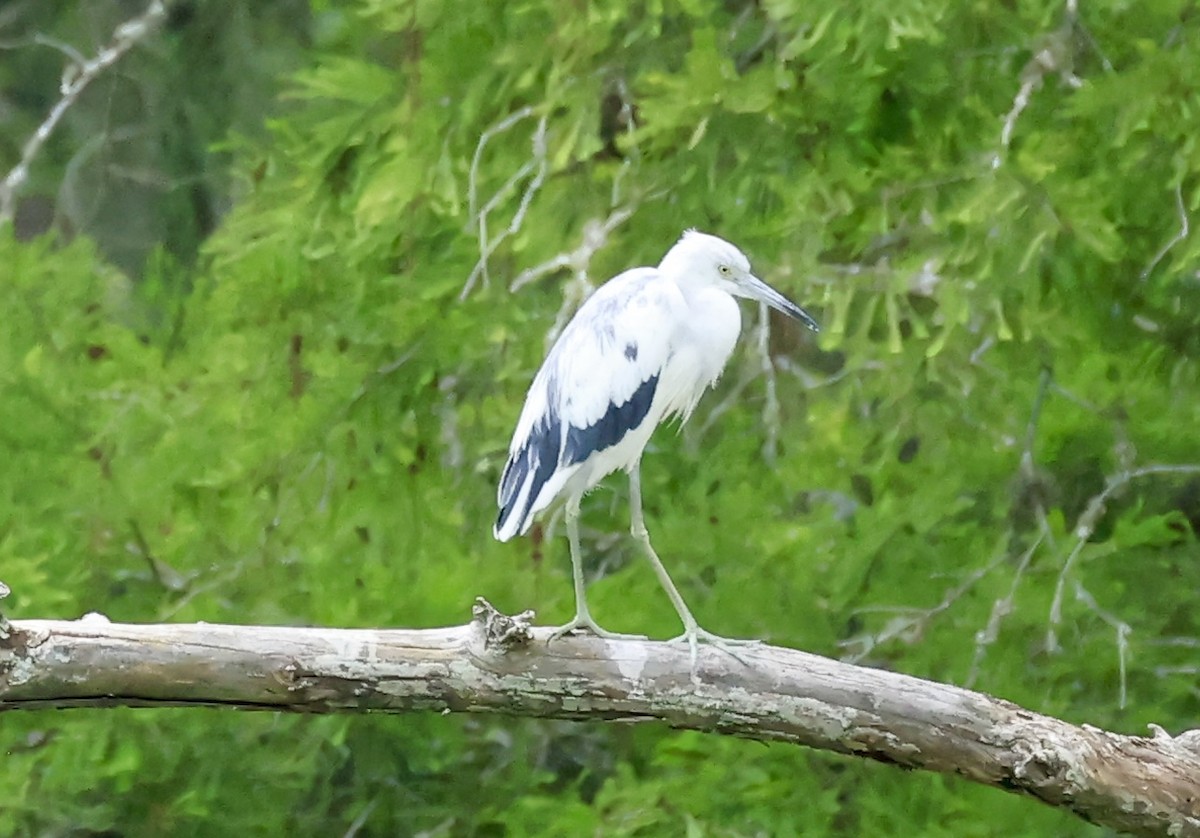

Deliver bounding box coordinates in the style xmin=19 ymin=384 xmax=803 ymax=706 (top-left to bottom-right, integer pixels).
xmin=668 ymin=627 xmax=761 ymax=668
xmin=547 ymin=617 xmax=646 ymax=644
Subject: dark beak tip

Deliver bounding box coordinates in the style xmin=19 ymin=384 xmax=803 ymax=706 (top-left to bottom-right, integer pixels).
xmin=796 ymin=310 xmax=820 ymax=333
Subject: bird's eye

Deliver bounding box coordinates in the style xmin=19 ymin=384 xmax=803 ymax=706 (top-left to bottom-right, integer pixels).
xmin=718 ymin=265 xmax=732 ymax=276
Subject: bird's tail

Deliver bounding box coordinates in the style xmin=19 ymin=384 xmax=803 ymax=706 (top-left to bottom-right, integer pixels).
xmin=495 ymin=413 xmax=575 ymax=541
xmin=494 ymin=433 xmax=551 ymax=541
xmin=494 ymin=453 xmax=530 ymax=541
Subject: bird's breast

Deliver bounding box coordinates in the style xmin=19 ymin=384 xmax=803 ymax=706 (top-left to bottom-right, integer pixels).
xmin=654 ymin=289 xmax=741 ymax=422
xmin=682 ymin=288 xmax=741 ymax=383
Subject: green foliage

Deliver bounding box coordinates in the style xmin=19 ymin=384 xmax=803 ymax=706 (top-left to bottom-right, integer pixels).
xmin=2 ymin=0 xmax=1198 ymax=834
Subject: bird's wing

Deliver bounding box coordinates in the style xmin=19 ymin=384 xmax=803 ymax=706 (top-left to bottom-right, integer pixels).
xmin=495 ymin=268 xmax=680 ymax=540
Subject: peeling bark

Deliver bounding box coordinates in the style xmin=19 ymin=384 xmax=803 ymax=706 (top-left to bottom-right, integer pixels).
xmin=1 ymin=600 xmax=1197 ymax=837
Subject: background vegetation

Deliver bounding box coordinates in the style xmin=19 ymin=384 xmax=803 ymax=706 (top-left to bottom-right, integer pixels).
xmin=2 ymin=0 xmax=1198 ymax=834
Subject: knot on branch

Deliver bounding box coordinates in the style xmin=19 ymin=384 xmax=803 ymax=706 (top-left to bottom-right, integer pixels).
xmin=472 ymin=597 xmax=534 ymax=652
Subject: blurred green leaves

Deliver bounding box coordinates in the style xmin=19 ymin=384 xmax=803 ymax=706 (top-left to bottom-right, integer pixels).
xmin=2 ymin=0 xmax=1198 ymax=835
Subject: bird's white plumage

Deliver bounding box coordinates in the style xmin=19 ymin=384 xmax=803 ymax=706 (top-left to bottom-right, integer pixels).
xmin=495 ymin=231 xmax=764 ymax=541
xmin=492 ymin=229 xmax=819 ymax=659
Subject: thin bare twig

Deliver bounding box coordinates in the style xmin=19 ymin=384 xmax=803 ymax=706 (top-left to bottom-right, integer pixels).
xmin=755 ymin=301 xmax=782 ymax=464
xmin=342 ymin=799 xmax=380 ymax=838
xmin=460 ymin=109 xmax=548 ymax=300
xmin=466 ymin=107 xmax=535 ymax=227
xmin=1147 ymin=636 xmax=1200 ymax=649
xmin=841 ymin=547 xmax=1010 ymax=666
xmin=959 ymin=370 xmax=1056 ymax=688
xmin=993 ymin=0 xmax=1083 ymax=169
xmin=1073 ymin=580 xmax=1132 ymax=709
xmin=1020 ymin=368 xmax=1058 ymax=549
xmin=0 ymin=33 xmax=88 ymax=67
xmin=1140 ymin=182 xmax=1190 ymax=282
xmin=966 ymin=534 xmax=1043 ymax=688
xmin=1047 ymin=464 xmax=1200 ymax=652
xmin=775 ymin=356 xmax=886 ymax=390
xmin=0 ymin=1 xmax=169 ymax=223
xmin=508 ymin=205 xmax=636 ymax=293
xmin=513 ymin=197 xmax=658 ymax=349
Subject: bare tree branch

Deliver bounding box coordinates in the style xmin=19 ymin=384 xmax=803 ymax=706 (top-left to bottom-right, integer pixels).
xmin=0 ymin=1 xmax=169 ymax=224
xmin=1 ymin=600 xmax=1198 ymax=836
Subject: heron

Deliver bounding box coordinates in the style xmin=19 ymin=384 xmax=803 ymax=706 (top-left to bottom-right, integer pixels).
xmin=494 ymin=230 xmax=819 ymax=664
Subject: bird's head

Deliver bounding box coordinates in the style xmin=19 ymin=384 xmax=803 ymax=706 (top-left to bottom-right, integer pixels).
xmin=660 ymin=230 xmax=820 ymax=332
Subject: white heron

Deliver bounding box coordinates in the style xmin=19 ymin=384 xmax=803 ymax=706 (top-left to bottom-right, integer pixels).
xmin=494 ymin=230 xmax=819 ymax=663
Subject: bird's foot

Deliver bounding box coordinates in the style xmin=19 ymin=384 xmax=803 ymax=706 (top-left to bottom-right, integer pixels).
xmin=668 ymin=625 xmax=761 ymax=675
xmin=547 ymin=615 xmax=647 ymax=645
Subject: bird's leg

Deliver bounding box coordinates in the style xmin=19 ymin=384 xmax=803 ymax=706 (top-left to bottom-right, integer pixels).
xmin=548 ymin=495 xmax=646 ymax=644
xmin=628 ymin=462 xmax=760 ymax=672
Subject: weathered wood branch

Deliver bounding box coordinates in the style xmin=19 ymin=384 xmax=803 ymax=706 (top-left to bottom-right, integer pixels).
xmin=1 ymin=600 xmax=1197 ymax=837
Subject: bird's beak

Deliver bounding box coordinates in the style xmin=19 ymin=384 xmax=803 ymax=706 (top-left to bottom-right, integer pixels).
xmin=740 ymin=274 xmax=820 ymax=333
